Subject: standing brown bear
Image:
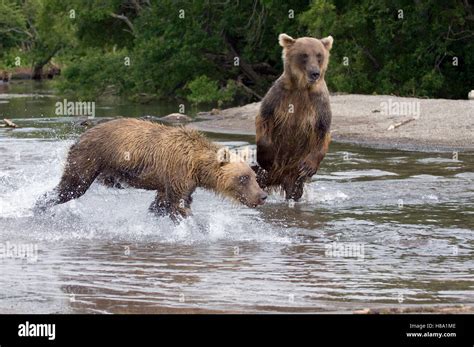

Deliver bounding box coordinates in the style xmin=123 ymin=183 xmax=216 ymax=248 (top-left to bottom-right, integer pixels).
xmin=255 ymin=33 xmax=333 ymax=201
xmin=35 ymin=119 xmax=267 ymax=222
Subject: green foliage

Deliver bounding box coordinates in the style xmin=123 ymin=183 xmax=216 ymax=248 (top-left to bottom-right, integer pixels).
xmin=0 ymin=48 xmax=32 ymax=69
xmin=29 ymin=0 xmax=76 ymax=66
xmin=0 ymin=0 xmax=28 ymax=51
xmin=0 ymin=0 xmax=75 ymax=74
xmin=186 ymin=76 xmax=236 ymax=105
xmin=299 ymin=0 xmax=473 ymax=99
xmin=187 ymin=76 xmax=221 ymax=104
xmin=56 ymin=49 xmax=133 ymax=99
xmin=57 ymin=0 xmax=306 ymax=100
xmin=1 ymin=0 xmax=472 ymax=100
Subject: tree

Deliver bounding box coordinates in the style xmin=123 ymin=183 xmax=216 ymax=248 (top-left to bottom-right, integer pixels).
xmin=0 ymin=0 xmax=75 ymax=77
xmin=0 ymin=1 xmax=29 ymax=53
xmin=299 ymin=0 xmax=474 ymax=99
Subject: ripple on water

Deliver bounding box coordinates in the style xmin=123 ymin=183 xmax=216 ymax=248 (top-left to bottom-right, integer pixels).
xmin=454 ymin=172 xmax=474 ymax=180
xmin=328 ymin=169 xmax=398 ymax=179
xmin=409 ymin=174 xmax=443 ymax=180
xmin=417 ymin=157 xmax=462 ymax=164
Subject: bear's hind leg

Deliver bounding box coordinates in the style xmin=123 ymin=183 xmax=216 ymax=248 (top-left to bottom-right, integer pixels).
xmin=34 ymin=155 xmax=100 ymax=213
xmin=55 ymin=169 xmax=99 ymax=204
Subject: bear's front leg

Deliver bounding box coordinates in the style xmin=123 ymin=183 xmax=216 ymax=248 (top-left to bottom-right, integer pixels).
xmin=252 ymin=165 xmax=269 ymax=189
xmin=149 ymin=190 xmax=193 ymax=223
xmin=298 ymin=133 xmax=331 ymax=180
xmin=283 ymin=175 xmax=305 ymax=201
xmin=168 ymin=200 xmax=192 ymax=223
xmin=298 ymin=155 xmax=320 ymax=179
xmin=149 ymin=191 xmax=171 ymax=217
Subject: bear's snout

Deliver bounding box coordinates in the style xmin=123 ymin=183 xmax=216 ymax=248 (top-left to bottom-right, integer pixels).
xmin=242 ymin=183 xmax=267 ymax=208
xmin=308 ymin=69 xmax=320 ymax=83
xmin=245 ymin=186 xmax=267 ymax=208
xmin=258 ymin=192 xmax=268 ymax=205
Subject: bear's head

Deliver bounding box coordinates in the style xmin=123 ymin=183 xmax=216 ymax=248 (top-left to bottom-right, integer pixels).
xmin=217 ymin=162 xmax=267 ymax=208
xmin=279 ymin=33 xmax=333 ymax=89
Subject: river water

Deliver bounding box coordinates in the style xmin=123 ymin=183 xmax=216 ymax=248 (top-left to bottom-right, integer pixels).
xmin=0 ymin=81 xmax=473 ymax=313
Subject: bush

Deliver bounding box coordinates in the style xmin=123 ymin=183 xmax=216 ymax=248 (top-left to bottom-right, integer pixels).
xmin=0 ymin=49 xmax=32 ymax=70
xmin=56 ymin=49 xmax=134 ymax=99
xmin=187 ymin=76 xmax=236 ymax=105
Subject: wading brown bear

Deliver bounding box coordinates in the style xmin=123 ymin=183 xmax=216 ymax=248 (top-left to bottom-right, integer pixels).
xmin=35 ymin=119 xmax=267 ymax=222
xmin=255 ymin=33 xmax=333 ymax=201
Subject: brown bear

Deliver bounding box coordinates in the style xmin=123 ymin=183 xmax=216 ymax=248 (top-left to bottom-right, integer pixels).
xmin=255 ymin=33 xmax=333 ymax=201
xmin=35 ymin=118 xmax=267 ymax=222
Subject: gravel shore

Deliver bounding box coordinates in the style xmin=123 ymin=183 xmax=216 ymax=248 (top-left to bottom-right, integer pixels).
xmin=189 ymin=94 xmax=474 ymax=152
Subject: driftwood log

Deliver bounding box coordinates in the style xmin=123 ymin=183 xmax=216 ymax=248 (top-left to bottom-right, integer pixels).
xmin=2 ymin=119 xmax=18 ymax=128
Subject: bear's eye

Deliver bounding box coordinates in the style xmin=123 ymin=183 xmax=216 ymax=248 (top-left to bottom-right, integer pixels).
xmin=316 ymin=53 xmax=323 ymax=62
xmin=239 ymin=175 xmax=250 ymax=185
xmin=299 ymin=53 xmax=309 ymax=62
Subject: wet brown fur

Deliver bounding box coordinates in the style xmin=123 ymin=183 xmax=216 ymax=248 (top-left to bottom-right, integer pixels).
xmin=35 ymin=118 xmax=266 ymax=222
xmin=255 ymin=34 xmax=333 ymax=200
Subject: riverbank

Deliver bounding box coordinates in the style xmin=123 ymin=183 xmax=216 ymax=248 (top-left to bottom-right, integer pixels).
xmin=189 ymin=94 xmax=474 ymax=152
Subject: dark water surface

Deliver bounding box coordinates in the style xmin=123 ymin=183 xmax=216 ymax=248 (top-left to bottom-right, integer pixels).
xmin=0 ymin=81 xmax=472 ymax=313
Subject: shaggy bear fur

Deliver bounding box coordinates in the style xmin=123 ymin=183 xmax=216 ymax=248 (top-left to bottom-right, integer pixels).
xmin=35 ymin=118 xmax=267 ymax=221
xmin=255 ymin=33 xmax=333 ymax=201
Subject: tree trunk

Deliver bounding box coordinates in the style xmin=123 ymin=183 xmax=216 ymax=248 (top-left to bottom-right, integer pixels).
xmin=32 ymin=66 xmax=43 ymax=80
xmin=32 ymin=46 xmax=61 ymax=80
xmin=223 ymin=33 xmax=262 ymax=86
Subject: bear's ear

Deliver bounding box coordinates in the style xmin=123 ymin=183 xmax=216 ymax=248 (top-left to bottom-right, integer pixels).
xmin=321 ymin=36 xmax=334 ymax=51
xmin=279 ymin=33 xmax=295 ymax=48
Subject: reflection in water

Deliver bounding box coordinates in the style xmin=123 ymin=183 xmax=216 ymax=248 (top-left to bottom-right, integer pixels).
xmin=0 ymin=84 xmax=473 ymax=313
